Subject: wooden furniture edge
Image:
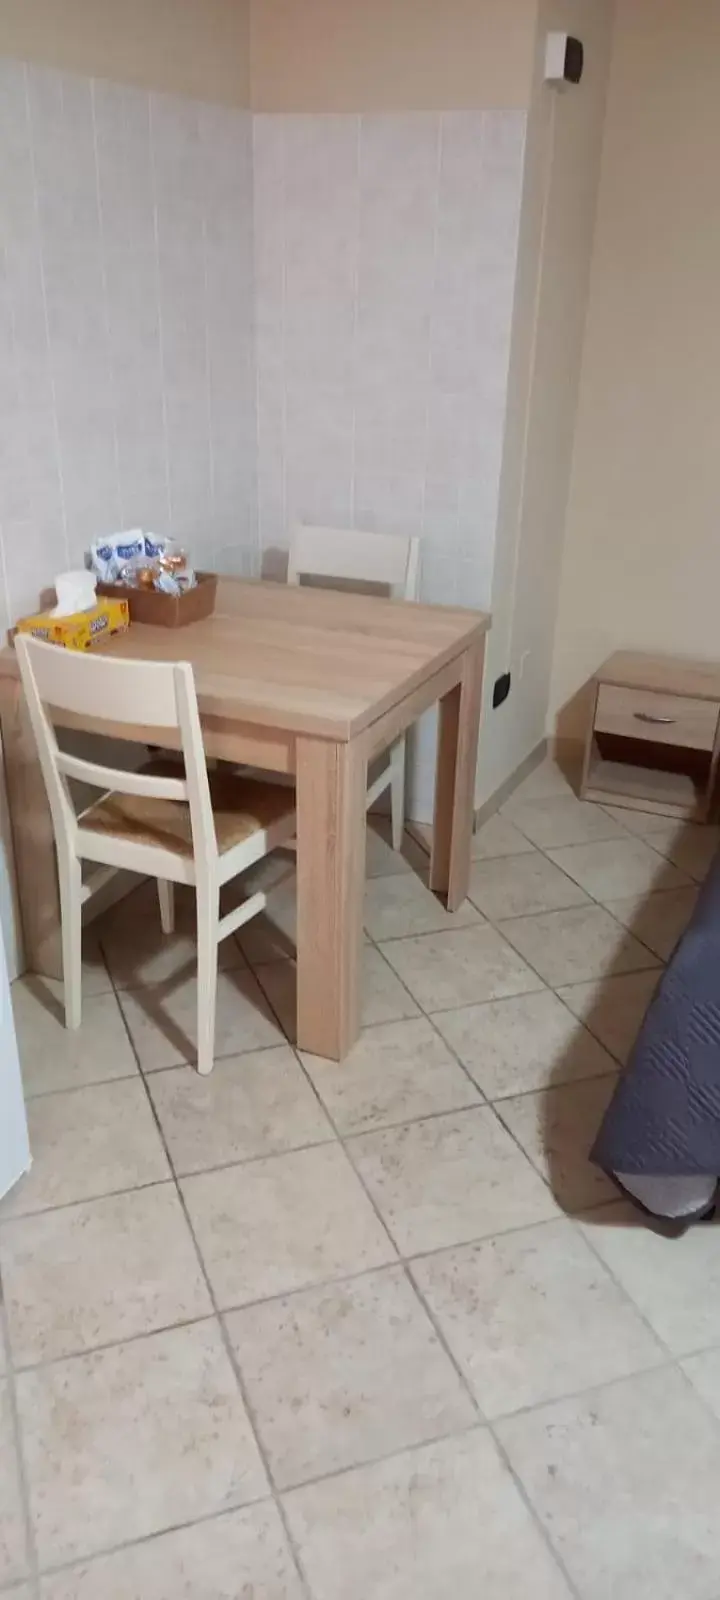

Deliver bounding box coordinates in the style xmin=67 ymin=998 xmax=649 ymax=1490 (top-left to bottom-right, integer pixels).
xmin=597 ymin=651 xmax=720 ymax=702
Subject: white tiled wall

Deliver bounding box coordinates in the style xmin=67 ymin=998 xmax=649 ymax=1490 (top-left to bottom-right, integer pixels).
xmin=0 ymin=67 xmax=526 ymax=820
xmin=253 ymin=111 xmax=526 ymax=612
xmin=0 ymin=58 xmax=257 ymax=633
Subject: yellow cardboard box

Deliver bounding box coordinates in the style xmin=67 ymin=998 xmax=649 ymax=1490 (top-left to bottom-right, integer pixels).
xmin=16 ymin=596 xmax=129 ymax=650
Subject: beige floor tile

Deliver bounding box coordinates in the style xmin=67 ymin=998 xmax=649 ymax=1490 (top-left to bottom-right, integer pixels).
xmin=349 ymin=1107 xmax=556 ymax=1256
xmin=0 ymin=1184 xmax=211 ymax=1367
xmin=226 ymin=1266 xmax=475 ymax=1489
xmin=412 ymin=1219 xmax=663 ymax=1419
xmin=12 ymin=984 xmax=138 ymax=1098
xmin=497 ymin=1079 xmax=619 ymax=1211
xmin=557 ymin=969 xmax=660 ymax=1064
xmin=471 ymin=813 xmax=536 ymax=860
xmin=497 ymin=1367 xmax=720 ymax=1600
xmin=255 ymin=947 xmax=419 ymax=1041
xmin=182 ymin=1143 xmax=395 ymax=1308
xmin=18 ymin=1321 xmax=267 ymax=1570
xmin=363 ymin=872 xmax=482 ymax=941
xmin=468 ymin=851 xmax=589 ymax=922
xmin=379 ymin=925 xmax=545 ymax=1014
xmin=0 ymin=1380 xmax=28 ymax=1590
xmin=432 ymin=991 xmax=617 ymax=1101
xmin=603 ymin=885 xmax=699 ymax=960
xmin=681 ymin=1349 xmax=720 ymax=1420
xmin=504 ymin=758 xmax=576 ymax=802
xmin=546 ymin=836 xmax=689 ymax=904
xmin=1 ymin=1079 xmax=170 ymax=1220
xmin=284 ymin=1428 xmax=573 ymax=1600
xmin=606 ymin=808 xmax=720 ymax=880
xmin=301 ymin=1017 xmax=481 ymax=1135
xmin=39 ymin=1502 xmax=303 ymax=1600
xmin=580 ymin=1202 xmax=720 ymax=1355
xmin=119 ymin=964 xmax=283 ymax=1071
xmin=502 ymin=794 xmax=627 ymax=849
xmin=99 ymin=881 xmax=244 ymax=989
xmin=639 ymin=821 xmax=719 ymax=883
xmin=498 ymin=904 xmax=660 ymax=988
xmin=147 ymin=1045 xmax=333 ymax=1175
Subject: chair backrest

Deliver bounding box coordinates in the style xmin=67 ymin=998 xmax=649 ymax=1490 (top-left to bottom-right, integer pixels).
xmin=15 ymin=637 xmax=217 ymax=866
xmin=287 ymin=524 xmax=420 ymax=601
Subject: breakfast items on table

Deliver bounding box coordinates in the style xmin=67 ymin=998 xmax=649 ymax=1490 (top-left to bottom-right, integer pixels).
xmin=89 ymin=531 xmax=196 ymax=597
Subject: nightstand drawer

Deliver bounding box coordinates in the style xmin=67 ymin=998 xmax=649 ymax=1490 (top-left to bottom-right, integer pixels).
xmin=595 ymin=684 xmax=720 ymax=752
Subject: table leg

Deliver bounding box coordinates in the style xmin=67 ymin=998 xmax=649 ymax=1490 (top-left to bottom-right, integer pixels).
xmin=429 ymin=639 xmax=485 ymax=911
xmin=296 ymin=735 xmax=366 ymax=1059
xmin=0 ymin=677 xmax=62 ymax=978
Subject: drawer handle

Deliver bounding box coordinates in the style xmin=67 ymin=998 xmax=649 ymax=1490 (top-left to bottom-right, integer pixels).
xmin=633 ymin=712 xmax=676 ymax=725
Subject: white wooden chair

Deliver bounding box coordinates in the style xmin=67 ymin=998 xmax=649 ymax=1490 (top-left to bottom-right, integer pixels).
xmin=16 ymin=636 xmax=296 ymax=1075
xmin=288 ymin=524 xmax=420 ymax=849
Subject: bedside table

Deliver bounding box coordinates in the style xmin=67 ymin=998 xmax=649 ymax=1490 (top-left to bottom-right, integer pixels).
xmin=580 ymin=651 xmax=720 ymax=821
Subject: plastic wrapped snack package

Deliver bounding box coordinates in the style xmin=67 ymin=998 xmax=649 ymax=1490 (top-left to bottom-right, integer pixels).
xmin=90 ymin=531 xmax=196 ymax=595
xmin=90 ymin=530 xmax=144 ymax=584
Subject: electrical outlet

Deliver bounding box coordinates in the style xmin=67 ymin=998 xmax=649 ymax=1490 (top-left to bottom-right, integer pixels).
xmin=493 ymin=672 xmax=511 ymax=709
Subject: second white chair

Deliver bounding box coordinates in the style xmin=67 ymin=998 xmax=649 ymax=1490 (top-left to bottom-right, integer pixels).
xmin=16 ymin=636 xmax=296 ymax=1075
xmin=288 ymin=524 xmax=420 ymax=850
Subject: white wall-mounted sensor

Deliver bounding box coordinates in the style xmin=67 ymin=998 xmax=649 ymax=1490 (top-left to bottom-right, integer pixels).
xmin=545 ymin=32 xmax=584 ymax=86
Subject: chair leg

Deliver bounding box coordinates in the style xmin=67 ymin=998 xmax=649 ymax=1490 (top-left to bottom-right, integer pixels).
xmin=390 ymin=737 xmax=407 ymax=852
xmin=195 ymin=882 xmax=219 ymax=1076
xmin=58 ymin=853 xmax=82 ymax=1030
xmin=157 ymin=879 xmax=175 ymax=935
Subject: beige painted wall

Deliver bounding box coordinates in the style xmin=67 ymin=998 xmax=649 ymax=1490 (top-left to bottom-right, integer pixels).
xmin=250 ymin=0 xmax=537 ymax=110
xmin=0 ymin=0 xmax=250 ymax=103
xmin=550 ymin=0 xmax=720 ymax=742
xmin=478 ymin=0 xmax=615 ymax=801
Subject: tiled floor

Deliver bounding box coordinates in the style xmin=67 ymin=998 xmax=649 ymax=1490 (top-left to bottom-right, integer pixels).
xmin=2 ymin=759 xmax=720 ymax=1599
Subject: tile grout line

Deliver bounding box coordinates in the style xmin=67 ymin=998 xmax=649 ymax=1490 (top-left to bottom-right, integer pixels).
xmin=0 ymin=1286 xmax=41 ymax=1596
xmin=0 ymin=1173 xmax=177 ymax=1228
xmin=12 ymin=871 xmax=719 ymax=1587
xmin=17 ymin=1500 xmax=277 ymax=1591
xmin=486 ymin=1422 xmax=584 ymax=1600
xmin=107 ymin=963 xmax=316 ymax=1600
xmin=9 ymin=804 xmax=700 ymax=1576
xmin=276 ymin=1415 xmax=486 ymax=1504
xmin=1 ymin=1195 xmax=636 ymax=1382
xmin=571 ymin=1205 xmax=697 ymax=1369
xmin=365 ymin=929 xmax=599 ymax=1209
xmin=257 ymin=930 xmax=639 ymax=1600
xmin=226 ymin=944 xmax=585 ymax=1583
xmin=360 ymin=859 xmax=584 ymax=1597
xmin=21 ymin=1018 xmax=289 ymax=1105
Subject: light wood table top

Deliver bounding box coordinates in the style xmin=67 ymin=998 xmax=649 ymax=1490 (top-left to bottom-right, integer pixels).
xmin=0 ymin=578 xmax=488 ymax=741
xmin=0 ymin=576 xmax=490 ymax=1061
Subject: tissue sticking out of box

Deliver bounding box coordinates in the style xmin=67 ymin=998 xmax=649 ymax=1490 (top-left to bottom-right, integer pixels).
xmin=52 ymin=570 xmax=97 ymax=617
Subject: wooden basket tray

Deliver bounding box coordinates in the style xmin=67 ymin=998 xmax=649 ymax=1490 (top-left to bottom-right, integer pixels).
xmin=96 ymin=570 xmax=217 ymax=628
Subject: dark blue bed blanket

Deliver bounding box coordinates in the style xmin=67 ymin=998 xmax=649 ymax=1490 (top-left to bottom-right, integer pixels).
xmin=592 ymin=850 xmax=720 ymax=1177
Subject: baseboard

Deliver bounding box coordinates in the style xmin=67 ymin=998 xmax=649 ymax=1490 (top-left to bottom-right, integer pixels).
xmin=405 ymin=738 xmax=550 ymax=859
xmin=473 ymin=739 xmax=548 ymax=829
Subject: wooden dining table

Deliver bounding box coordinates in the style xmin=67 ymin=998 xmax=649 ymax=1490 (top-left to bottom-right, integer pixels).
xmin=0 ymin=578 xmax=489 ymax=1060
